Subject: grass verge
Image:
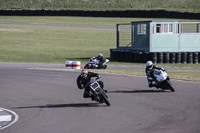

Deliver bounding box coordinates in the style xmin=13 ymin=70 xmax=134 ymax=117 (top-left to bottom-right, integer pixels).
xmin=86 ymin=69 xmax=200 ymax=82
xmin=1 ymin=16 xmax=200 ymax=82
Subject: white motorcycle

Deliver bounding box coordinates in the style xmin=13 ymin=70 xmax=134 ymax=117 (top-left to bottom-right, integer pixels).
xmin=152 ymin=69 xmax=175 ymax=92
xmin=84 ymin=57 xmax=109 ymax=69
xmin=89 ymin=79 xmax=110 ymax=106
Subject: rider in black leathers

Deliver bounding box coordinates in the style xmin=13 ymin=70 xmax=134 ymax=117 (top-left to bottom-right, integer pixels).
xmin=77 ymin=69 xmax=105 ymax=100
xmin=145 ymin=61 xmax=164 ymax=88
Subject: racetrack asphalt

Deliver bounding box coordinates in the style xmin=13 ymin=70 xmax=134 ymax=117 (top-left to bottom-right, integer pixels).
xmin=0 ymin=62 xmax=200 ymax=133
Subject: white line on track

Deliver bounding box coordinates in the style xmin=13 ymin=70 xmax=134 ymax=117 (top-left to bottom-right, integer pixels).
xmin=0 ymin=107 xmax=19 ymax=130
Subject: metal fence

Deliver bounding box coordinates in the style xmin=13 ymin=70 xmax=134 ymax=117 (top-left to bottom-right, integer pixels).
xmin=179 ymin=22 xmax=200 ymax=33
xmin=116 ymin=23 xmax=132 ymax=48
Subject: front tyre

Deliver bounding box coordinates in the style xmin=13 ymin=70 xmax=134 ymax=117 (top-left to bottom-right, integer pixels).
xmin=84 ymin=64 xmax=89 ymax=69
xmin=101 ymin=94 xmax=110 ymax=106
xmin=166 ymin=80 xmax=175 ymax=92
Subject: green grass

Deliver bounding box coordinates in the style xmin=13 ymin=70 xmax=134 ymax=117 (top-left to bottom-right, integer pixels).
xmin=1 ymin=16 xmax=200 ymax=65
xmin=0 ymin=24 xmax=115 ymax=64
xmin=87 ymin=69 xmax=200 ymax=82
xmin=1 ymin=16 xmax=200 ymax=82
xmin=1 ymin=0 xmax=200 ymax=13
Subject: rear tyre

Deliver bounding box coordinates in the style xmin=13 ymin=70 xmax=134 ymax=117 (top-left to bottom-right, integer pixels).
xmin=101 ymin=94 xmax=110 ymax=106
xmin=166 ymin=80 xmax=175 ymax=92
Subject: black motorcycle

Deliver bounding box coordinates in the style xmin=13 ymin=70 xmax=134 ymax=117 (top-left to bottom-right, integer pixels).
xmin=89 ymin=79 xmax=110 ymax=106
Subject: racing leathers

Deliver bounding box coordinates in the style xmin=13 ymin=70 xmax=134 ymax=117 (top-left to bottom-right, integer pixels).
xmin=96 ymin=56 xmax=106 ymax=66
xmin=145 ymin=65 xmax=163 ymax=87
xmin=77 ymin=72 xmax=104 ymax=99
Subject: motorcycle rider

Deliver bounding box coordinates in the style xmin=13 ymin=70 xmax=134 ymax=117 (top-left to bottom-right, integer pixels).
xmin=145 ymin=61 xmax=164 ymax=88
xmin=96 ymin=53 xmax=106 ymax=67
xmin=77 ymin=69 xmax=106 ymax=100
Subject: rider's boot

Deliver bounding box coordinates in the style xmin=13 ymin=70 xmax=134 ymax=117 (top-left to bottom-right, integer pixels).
xmin=152 ymin=82 xmax=159 ymax=88
xmin=149 ymin=81 xmax=159 ymax=88
xmin=98 ymin=81 xmax=107 ymax=93
xmin=90 ymin=95 xmax=95 ymax=101
xmin=89 ymin=91 xmax=95 ymax=101
xmin=103 ymin=89 xmax=108 ymax=93
xmin=152 ymin=81 xmax=159 ymax=88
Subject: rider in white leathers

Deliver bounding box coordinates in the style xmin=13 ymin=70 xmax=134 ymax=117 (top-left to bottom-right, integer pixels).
xmin=145 ymin=61 xmax=164 ymax=88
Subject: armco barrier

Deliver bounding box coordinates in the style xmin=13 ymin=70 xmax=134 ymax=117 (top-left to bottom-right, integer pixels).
xmin=110 ymin=49 xmax=200 ymax=64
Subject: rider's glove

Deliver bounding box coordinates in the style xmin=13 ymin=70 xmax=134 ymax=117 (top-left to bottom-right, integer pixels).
xmin=96 ymin=75 xmax=100 ymax=79
xmin=80 ymin=85 xmax=85 ymax=89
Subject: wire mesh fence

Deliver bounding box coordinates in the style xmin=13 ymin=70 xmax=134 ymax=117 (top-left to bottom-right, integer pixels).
xmin=117 ymin=23 xmax=132 ymax=48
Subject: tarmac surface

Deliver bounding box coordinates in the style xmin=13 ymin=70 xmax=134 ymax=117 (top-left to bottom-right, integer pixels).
xmin=0 ymin=62 xmax=200 ymax=133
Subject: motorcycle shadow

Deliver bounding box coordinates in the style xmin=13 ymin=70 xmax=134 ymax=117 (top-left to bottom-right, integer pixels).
xmin=108 ymin=89 xmax=169 ymax=93
xmin=12 ymin=103 xmax=107 ymax=109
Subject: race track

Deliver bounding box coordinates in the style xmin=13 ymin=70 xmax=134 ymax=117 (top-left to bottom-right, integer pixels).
xmin=0 ymin=62 xmax=200 ymax=133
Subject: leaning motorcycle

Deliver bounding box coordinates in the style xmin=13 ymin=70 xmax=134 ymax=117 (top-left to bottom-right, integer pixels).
xmin=84 ymin=57 xmax=109 ymax=69
xmin=152 ymin=69 xmax=175 ymax=92
xmin=89 ymin=79 xmax=110 ymax=106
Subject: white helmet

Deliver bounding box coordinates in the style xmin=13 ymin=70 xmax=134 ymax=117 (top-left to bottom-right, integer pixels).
xmin=98 ymin=53 xmax=103 ymax=58
xmin=146 ymin=61 xmax=153 ymax=69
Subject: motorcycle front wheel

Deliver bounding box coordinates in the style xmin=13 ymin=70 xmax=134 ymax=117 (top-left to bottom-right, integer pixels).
xmin=166 ymin=80 xmax=175 ymax=92
xmin=101 ymin=94 xmax=110 ymax=106
xmin=84 ymin=64 xmax=89 ymax=69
